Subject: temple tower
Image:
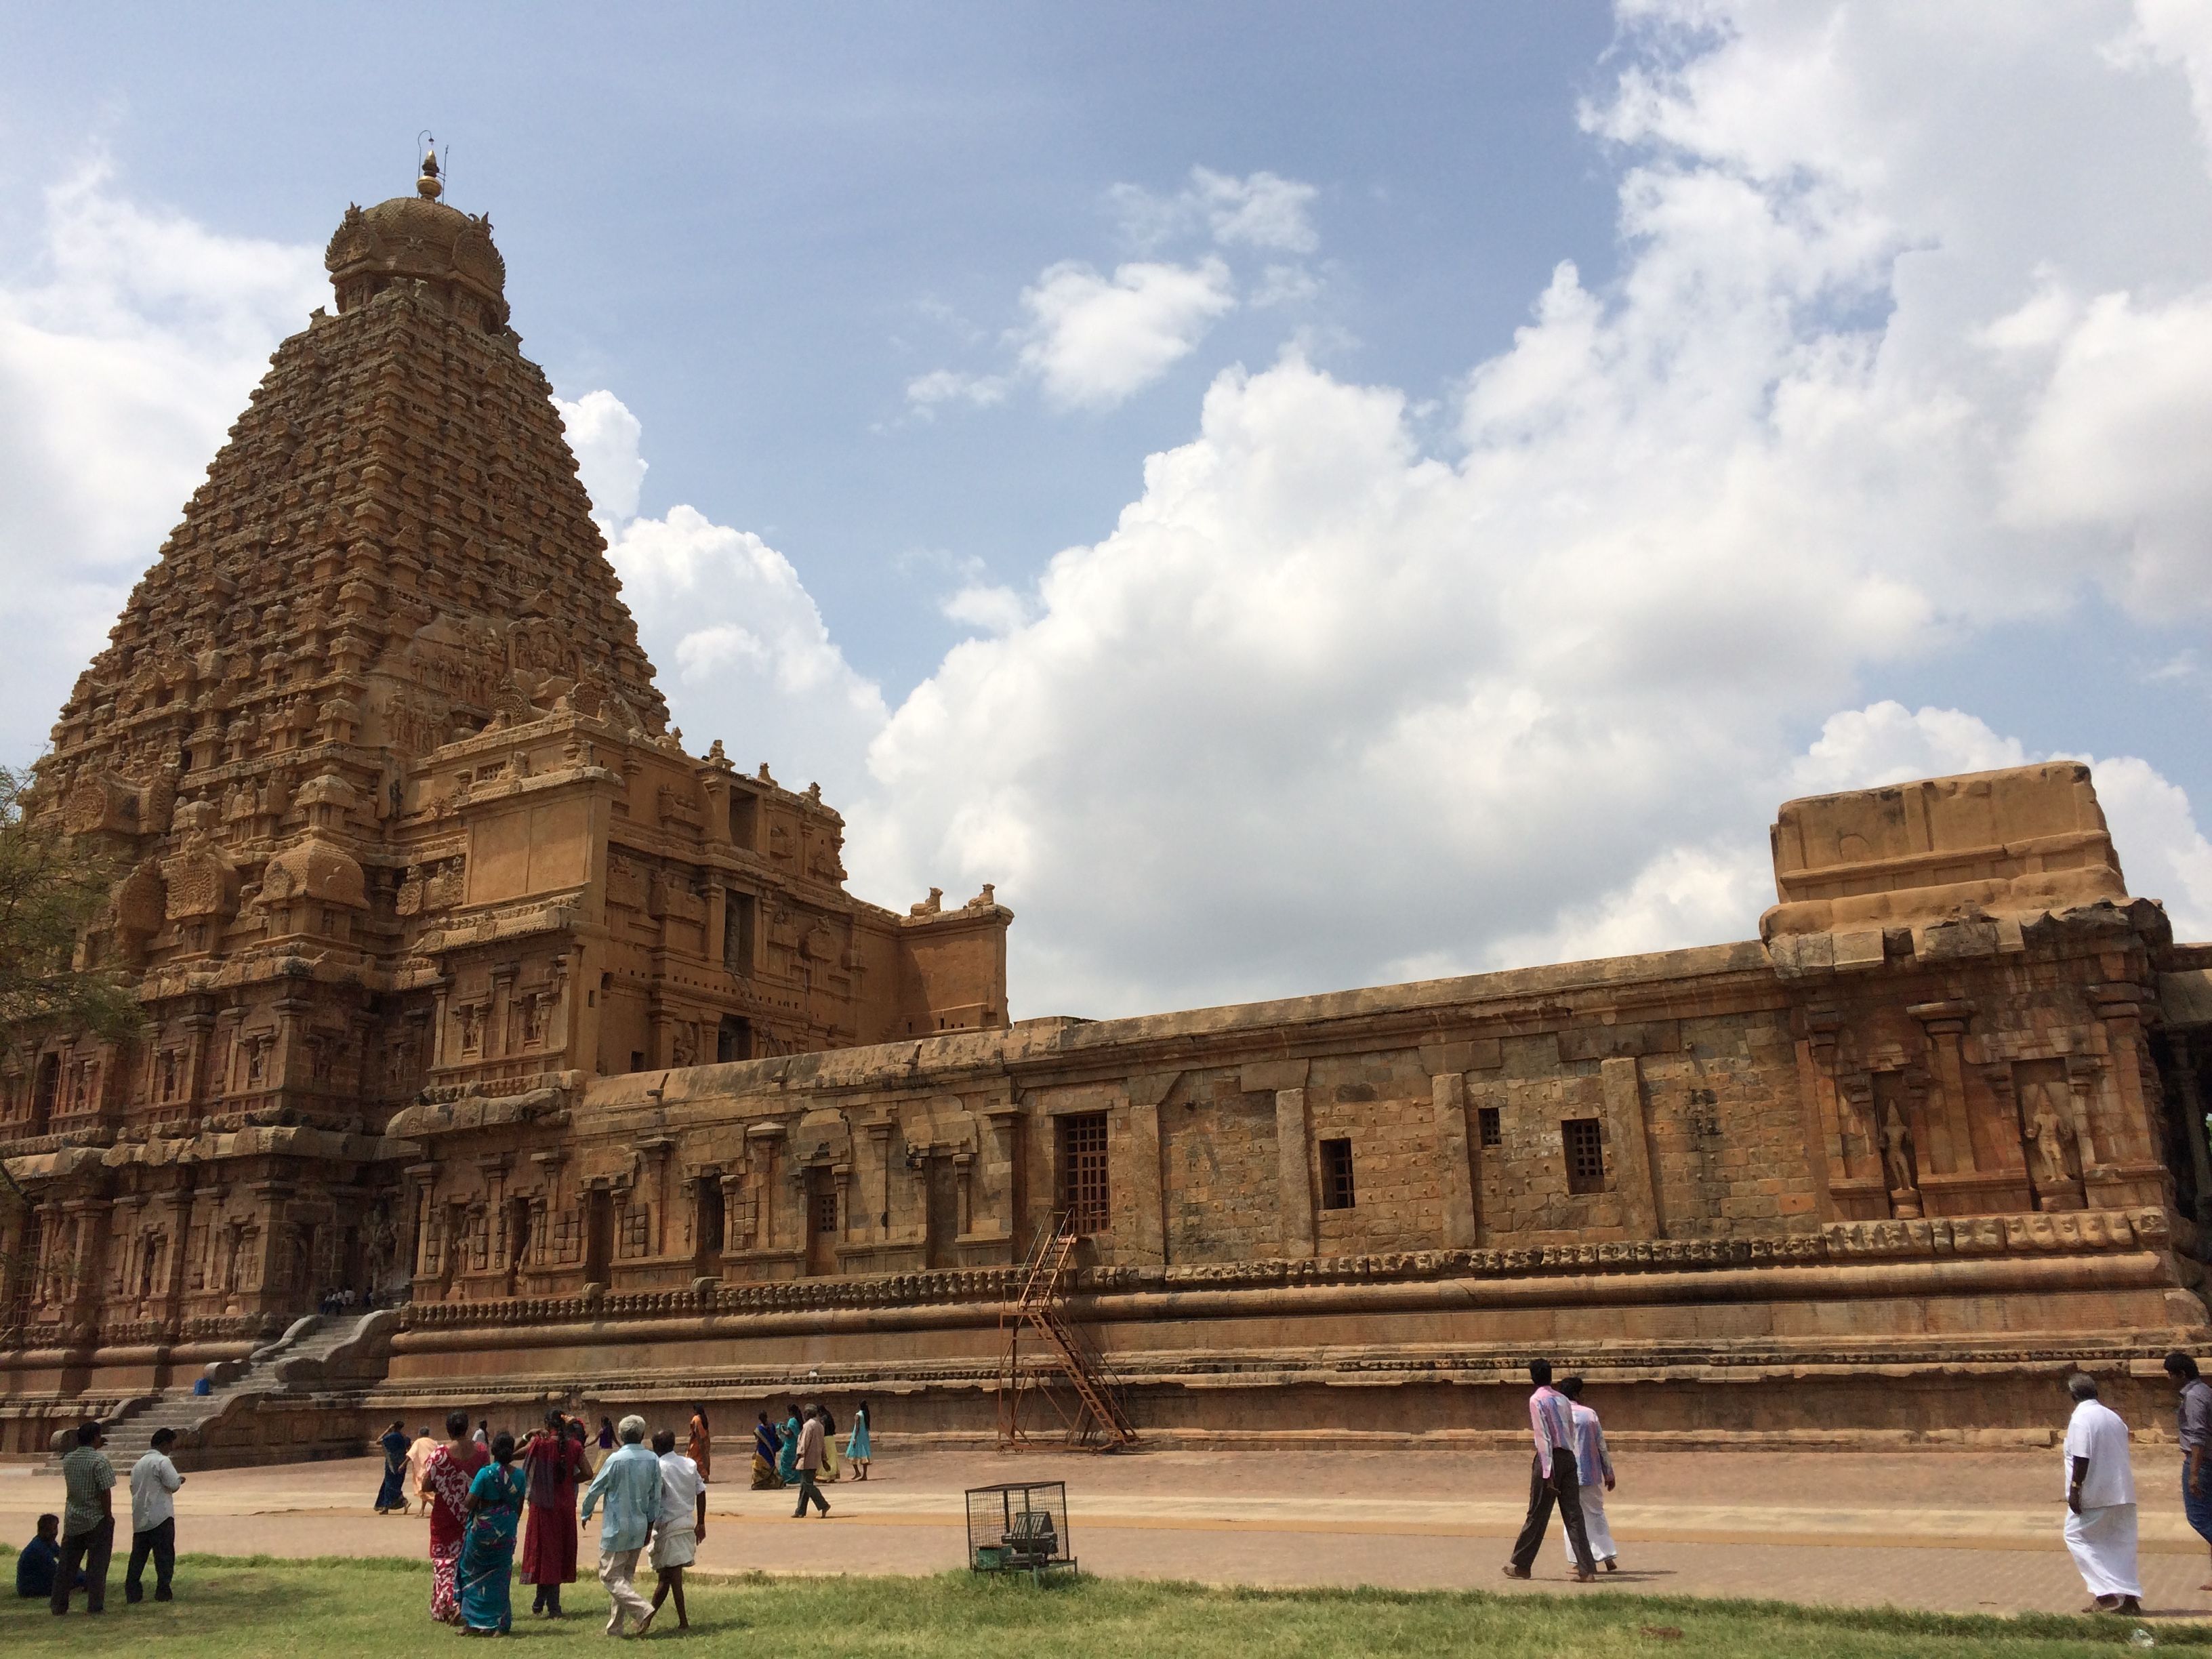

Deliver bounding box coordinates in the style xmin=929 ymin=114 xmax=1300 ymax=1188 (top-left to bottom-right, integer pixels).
xmin=0 ymin=157 xmax=1010 ymax=1347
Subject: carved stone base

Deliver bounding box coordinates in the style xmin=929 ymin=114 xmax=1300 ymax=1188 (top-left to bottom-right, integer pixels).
xmin=1889 ymin=1186 xmax=1923 ymax=1219
xmin=2036 ymin=1185 xmax=2087 ymax=1212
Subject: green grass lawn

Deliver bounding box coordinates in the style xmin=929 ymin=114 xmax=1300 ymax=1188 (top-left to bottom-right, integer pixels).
xmin=0 ymin=1553 xmax=2202 ymax=1657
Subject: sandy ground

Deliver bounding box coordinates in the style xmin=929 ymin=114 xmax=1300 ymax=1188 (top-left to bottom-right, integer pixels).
xmin=7 ymin=1444 xmax=2209 ymax=1620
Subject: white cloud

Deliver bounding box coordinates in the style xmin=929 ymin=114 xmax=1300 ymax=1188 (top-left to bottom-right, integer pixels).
xmin=1110 ymin=167 xmax=1322 ymax=255
xmin=940 ymin=583 xmax=1029 ymax=635
xmin=1014 ymin=256 xmax=1236 ymax=410
xmin=903 ymin=368 xmax=1010 ymax=413
xmin=0 ymin=163 xmax=326 ymax=764
xmin=854 ymin=3 xmax=2212 ymax=1015
xmin=1788 ymin=701 xmax=2028 ymax=792
xmin=912 ymin=167 xmax=1320 ymax=419
xmin=11 ymin=10 xmax=2212 ymax=1024
xmin=556 ymin=388 xmax=649 ymax=523
xmin=562 ymin=410 xmax=890 ymax=808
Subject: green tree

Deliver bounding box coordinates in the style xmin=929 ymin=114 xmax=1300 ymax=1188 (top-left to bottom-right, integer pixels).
xmin=0 ymin=762 xmax=142 ymax=1317
xmin=0 ymin=763 xmax=141 ymax=1059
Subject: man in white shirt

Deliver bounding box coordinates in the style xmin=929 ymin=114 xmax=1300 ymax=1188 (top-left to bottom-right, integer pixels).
xmin=2064 ymin=1373 xmax=2142 ymax=1615
xmin=647 ymin=1428 xmax=707 ymax=1631
xmin=126 ymin=1427 xmax=185 ymax=1604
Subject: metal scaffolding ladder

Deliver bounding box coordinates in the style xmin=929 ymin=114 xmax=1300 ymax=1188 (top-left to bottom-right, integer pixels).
xmin=997 ymin=1211 xmax=1137 ymax=1451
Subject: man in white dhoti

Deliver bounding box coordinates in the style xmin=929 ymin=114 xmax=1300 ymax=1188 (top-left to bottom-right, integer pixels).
xmin=2064 ymin=1372 xmax=2142 ymax=1615
xmin=1557 ymin=1378 xmax=1618 ymax=1571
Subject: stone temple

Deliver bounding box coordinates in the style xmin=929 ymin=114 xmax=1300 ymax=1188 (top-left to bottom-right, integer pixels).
xmin=4 ymin=159 xmax=2211 ymax=1463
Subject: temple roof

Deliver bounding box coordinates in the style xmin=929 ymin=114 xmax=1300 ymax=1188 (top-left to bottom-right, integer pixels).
xmin=325 ymin=150 xmax=510 ymax=333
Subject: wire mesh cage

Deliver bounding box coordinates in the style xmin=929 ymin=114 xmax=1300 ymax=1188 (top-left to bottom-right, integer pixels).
xmin=965 ymin=1480 xmax=1076 ymax=1578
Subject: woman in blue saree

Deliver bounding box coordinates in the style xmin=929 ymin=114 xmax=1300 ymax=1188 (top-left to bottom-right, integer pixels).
xmin=458 ymin=1431 xmax=526 ymax=1636
xmin=374 ymin=1418 xmax=412 ymax=1513
xmin=752 ymin=1412 xmax=783 ymax=1489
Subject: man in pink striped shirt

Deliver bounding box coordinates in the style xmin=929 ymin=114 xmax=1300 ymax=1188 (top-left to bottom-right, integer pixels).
xmin=1502 ymin=1358 xmax=1597 ymax=1582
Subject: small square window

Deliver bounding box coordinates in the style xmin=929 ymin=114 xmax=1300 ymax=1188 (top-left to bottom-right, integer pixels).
xmin=1563 ymin=1118 xmax=1605 ymax=1195
xmin=1319 ymin=1138 xmax=1355 ymax=1210
xmin=630 ymin=1050 xmax=647 ymax=1073
xmin=1477 ymin=1106 xmax=1502 ymax=1148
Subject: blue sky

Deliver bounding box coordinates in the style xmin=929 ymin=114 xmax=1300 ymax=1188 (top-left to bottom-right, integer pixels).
xmin=3 ymin=3 xmax=2209 ymax=1017
xmin=4 ymin=3 xmax=1618 ymax=691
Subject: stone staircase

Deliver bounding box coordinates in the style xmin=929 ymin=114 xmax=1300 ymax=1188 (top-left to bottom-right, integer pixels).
xmin=44 ymin=1313 xmax=380 ymax=1469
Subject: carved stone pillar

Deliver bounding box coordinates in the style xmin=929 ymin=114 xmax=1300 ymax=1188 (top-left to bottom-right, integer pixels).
xmin=1429 ymin=1071 xmax=1480 ymax=1249
xmin=831 ymin=1163 xmax=853 ymax=1259
xmin=703 ymin=878 xmax=728 ymax=968
xmin=1600 ymin=1056 xmax=1664 ymax=1237
xmin=1124 ymin=1076 xmax=1173 ymax=1266
xmin=746 ymin=1123 xmax=783 ymax=1252
xmin=270 ymin=994 xmax=309 ymax=1096
xmin=405 ymin=1162 xmax=440 ymax=1282
xmin=2091 ymin=983 xmax=2159 ymax=1166
xmin=861 ymin=1120 xmax=895 ymax=1239
xmin=489 ymin=963 xmax=517 ymax=1061
xmin=1909 ymin=1001 xmax=1977 ymax=1174
xmin=952 ymin=1151 xmax=975 ymax=1237
xmin=981 ymin=1103 xmax=1022 ymax=1248
xmin=213 ymin=1006 xmax=246 ymax=1099
xmin=1274 ymin=1088 xmax=1315 ymax=1259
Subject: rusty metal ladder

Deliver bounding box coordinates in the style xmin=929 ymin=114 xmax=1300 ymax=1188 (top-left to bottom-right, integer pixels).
xmin=997 ymin=1211 xmax=1137 ymax=1450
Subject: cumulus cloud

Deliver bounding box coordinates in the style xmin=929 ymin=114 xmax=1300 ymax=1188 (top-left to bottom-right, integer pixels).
xmin=555 ymin=394 xmax=889 ymax=805
xmin=1010 ymin=256 xmax=1236 ymax=411
xmin=556 ymin=388 xmax=649 ymax=522
xmin=13 ymin=9 xmax=2212 ymax=1025
xmin=858 ymin=2 xmax=2212 ymax=1015
xmin=908 ymin=167 xmax=1319 ymax=417
xmin=905 ymin=253 xmax=1237 ymax=415
xmin=0 ymin=163 xmax=326 ymax=763
xmin=939 ymin=583 xmax=1029 ymax=636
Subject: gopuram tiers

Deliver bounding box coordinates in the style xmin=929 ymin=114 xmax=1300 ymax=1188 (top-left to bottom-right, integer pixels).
xmin=0 ymin=155 xmax=1008 ymax=1390
xmin=3 ymin=158 xmax=2211 ymax=1463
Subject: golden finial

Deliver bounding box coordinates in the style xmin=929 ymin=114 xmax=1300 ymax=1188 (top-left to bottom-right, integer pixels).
xmin=416 ymin=131 xmax=443 ymax=201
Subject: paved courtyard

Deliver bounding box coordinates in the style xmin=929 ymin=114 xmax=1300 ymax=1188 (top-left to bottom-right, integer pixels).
xmin=6 ymin=1444 xmax=2210 ymax=1621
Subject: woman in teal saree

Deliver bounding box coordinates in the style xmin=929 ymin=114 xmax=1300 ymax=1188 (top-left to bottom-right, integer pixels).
xmin=458 ymin=1432 xmax=526 ymax=1635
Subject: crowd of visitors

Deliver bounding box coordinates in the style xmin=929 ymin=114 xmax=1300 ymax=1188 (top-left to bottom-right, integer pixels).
xmin=361 ymin=1395 xmax=873 ymax=1635
xmin=30 ymin=1359 xmax=2212 ymax=1625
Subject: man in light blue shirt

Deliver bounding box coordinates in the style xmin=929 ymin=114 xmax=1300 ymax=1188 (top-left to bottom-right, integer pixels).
xmin=579 ymin=1415 xmax=659 ymax=1636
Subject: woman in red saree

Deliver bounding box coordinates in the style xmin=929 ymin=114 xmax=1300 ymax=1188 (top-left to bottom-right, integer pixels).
xmin=518 ymin=1410 xmax=588 ymax=1618
xmin=423 ymin=1408 xmax=489 ymax=1624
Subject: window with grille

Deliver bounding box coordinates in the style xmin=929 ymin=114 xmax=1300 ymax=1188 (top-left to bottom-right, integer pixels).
xmin=1319 ymin=1138 xmax=1356 ymax=1210
xmin=1563 ymin=1118 xmax=1605 ymax=1194
xmin=1056 ymin=1112 xmax=1111 ymax=1234
xmin=812 ymin=1186 xmax=840 ymax=1235
xmin=1477 ymin=1106 xmax=1502 ymax=1147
